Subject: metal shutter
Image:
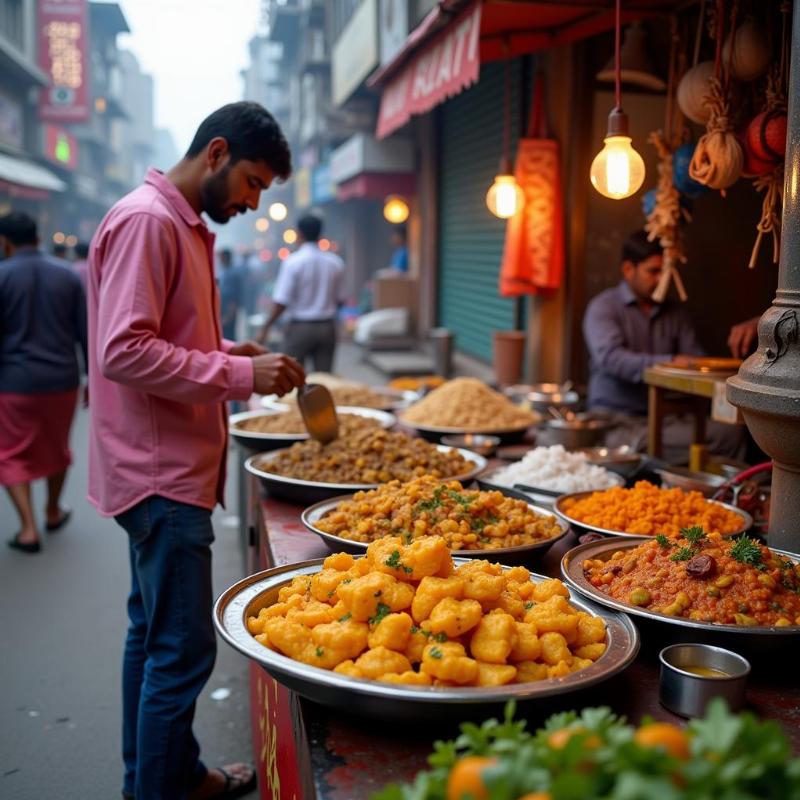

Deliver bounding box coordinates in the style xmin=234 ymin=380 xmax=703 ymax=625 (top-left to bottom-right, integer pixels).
xmin=437 ymin=60 xmax=523 ymax=362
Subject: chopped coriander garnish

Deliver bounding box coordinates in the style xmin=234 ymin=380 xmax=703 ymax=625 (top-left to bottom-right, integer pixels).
xmin=524 ymin=601 xmax=534 ymax=610
xmin=341 ymin=578 xmax=352 ymax=584
xmin=730 ymin=536 xmax=763 ymax=568
xmin=681 ymin=526 xmax=708 ymax=545
xmin=384 ymin=550 xmax=402 ymax=569
xmin=670 ymin=546 xmax=695 ymax=562
xmin=410 ymin=625 xmax=420 ymax=634
xmin=432 ymin=632 xmax=448 ymax=643
xmin=327 ymin=589 xmax=335 ymax=598
xmin=315 ymin=647 xmax=324 ymax=657
xmin=445 ymin=488 xmax=472 ymax=508
xmin=429 ymin=646 xmax=443 ymax=659
xmin=338 ymin=613 xmax=352 ymax=623
xmin=368 ymin=602 xmax=391 ymax=626
xmin=402 ymin=565 xmax=413 ymax=574
xmin=655 ymin=534 xmax=672 ymax=549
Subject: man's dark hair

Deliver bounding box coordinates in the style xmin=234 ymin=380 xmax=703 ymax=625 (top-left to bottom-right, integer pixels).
xmin=298 ymin=214 xmax=322 ymax=242
xmin=185 ymin=101 xmax=292 ymax=181
xmin=0 ymin=212 xmax=38 ymax=246
xmin=53 ymin=243 xmax=67 ymax=256
xmin=75 ymin=241 xmax=90 ymax=258
xmin=621 ymin=230 xmax=663 ymax=266
xmin=393 ymin=225 xmax=407 ymax=241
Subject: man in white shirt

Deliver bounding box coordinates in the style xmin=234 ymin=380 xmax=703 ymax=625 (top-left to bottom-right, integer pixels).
xmin=257 ymin=214 xmax=346 ymax=371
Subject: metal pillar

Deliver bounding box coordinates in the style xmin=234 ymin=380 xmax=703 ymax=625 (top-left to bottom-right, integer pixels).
xmin=727 ymin=0 xmax=800 ymax=552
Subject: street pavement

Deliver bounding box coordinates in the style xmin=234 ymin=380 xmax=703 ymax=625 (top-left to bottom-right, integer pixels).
xmin=0 ymin=404 xmax=258 ymax=800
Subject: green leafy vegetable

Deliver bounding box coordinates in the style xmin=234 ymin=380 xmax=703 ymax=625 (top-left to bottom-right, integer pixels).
xmin=681 ymin=525 xmax=708 ymax=544
xmin=655 ymin=534 xmax=672 ymax=549
xmin=384 ymin=550 xmax=402 ymax=569
xmin=670 ymin=546 xmax=695 ymax=562
xmin=730 ymin=536 xmax=764 ymax=568
xmin=338 ymin=612 xmax=352 ymax=623
xmin=368 ymin=602 xmax=391 ymax=627
xmin=428 ymin=646 xmax=443 ymax=659
xmin=315 ymin=647 xmax=324 ymax=658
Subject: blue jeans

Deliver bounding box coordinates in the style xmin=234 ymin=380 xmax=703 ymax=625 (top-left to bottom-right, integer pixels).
xmin=116 ymin=496 xmax=217 ymax=800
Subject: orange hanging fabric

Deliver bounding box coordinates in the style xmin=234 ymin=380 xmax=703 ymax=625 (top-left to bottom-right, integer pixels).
xmin=498 ymin=73 xmax=564 ymax=297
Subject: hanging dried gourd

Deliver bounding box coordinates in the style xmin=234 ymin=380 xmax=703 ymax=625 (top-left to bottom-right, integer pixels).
xmin=689 ymin=0 xmax=743 ymax=191
xmin=747 ymin=2 xmax=791 ymax=269
xmin=646 ymin=19 xmax=688 ymax=302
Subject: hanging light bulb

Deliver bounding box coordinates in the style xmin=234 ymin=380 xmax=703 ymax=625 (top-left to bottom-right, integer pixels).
xmin=486 ymin=163 xmax=525 ymax=219
xmin=383 ymin=195 xmax=410 ymax=223
xmin=486 ymin=46 xmax=525 ymax=219
xmin=590 ymin=0 xmax=646 ymax=200
xmin=590 ymin=110 xmax=646 ymax=198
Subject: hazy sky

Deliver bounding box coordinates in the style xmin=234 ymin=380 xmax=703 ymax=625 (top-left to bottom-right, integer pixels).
xmin=118 ymin=0 xmax=261 ymax=153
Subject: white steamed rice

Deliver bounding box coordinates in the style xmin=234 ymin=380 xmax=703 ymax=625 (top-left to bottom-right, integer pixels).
xmin=491 ymin=445 xmax=619 ymax=493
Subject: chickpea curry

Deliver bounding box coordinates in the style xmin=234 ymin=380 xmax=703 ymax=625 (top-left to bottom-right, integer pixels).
xmin=248 ymin=535 xmax=608 ymax=687
xmin=315 ymin=475 xmax=563 ymax=550
xmin=582 ymin=528 xmax=800 ymax=626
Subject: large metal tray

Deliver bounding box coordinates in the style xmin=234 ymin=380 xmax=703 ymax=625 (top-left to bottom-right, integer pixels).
xmin=398 ymin=418 xmax=535 ymax=444
xmin=301 ymin=493 xmax=569 ymax=564
xmin=245 ymin=446 xmax=487 ymax=506
xmin=230 ymin=406 xmax=397 ymax=453
xmin=560 ymin=537 xmax=800 ymax=655
xmin=552 ymin=490 xmax=753 ymax=539
xmin=477 ymin=466 xmax=624 ymax=507
xmin=261 ymin=387 xmax=418 ymax=413
xmin=214 ymin=557 xmax=640 ymax=721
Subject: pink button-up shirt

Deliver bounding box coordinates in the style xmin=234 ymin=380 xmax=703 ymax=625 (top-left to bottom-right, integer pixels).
xmin=87 ymin=169 xmax=254 ymax=517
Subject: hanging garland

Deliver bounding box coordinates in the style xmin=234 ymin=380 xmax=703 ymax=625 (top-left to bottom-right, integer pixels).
xmin=646 ymin=17 xmax=688 ymax=302
xmin=689 ymin=0 xmax=743 ymax=191
xmin=747 ymin=1 xmax=790 ymax=269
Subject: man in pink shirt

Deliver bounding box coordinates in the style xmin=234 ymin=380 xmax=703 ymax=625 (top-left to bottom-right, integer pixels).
xmin=88 ymin=102 xmax=305 ymax=800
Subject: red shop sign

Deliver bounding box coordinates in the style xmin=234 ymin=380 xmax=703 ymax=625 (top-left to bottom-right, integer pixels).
xmin=376 ymin=0 xmax=481 ymax=139
xmin=38 ymin=0 xmax=90 ymax=123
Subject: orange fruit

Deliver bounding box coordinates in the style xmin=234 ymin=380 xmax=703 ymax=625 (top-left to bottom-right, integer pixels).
xmin=446 ymin=756 xmax=497 ymax=800
xmin=547 ymin=727 xmax=601 ymax=750
xmin=517 ymin=794 xmax=552 ymax=800
xmin=634 ymin=722 xmax=691 ymax=760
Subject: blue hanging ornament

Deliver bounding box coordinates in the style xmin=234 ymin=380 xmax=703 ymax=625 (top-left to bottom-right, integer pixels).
xmin=672 ymin=142 xmax=707 ymax=198
xmin=642 ymin=188 xmax=657 ymax=217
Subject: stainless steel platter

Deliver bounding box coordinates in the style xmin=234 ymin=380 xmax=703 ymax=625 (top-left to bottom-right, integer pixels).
xmin=560 ymin=537 xmax=800 ymax=654
xmin=398 ymin=418 xmax=534 ymax=444
xmin=301 ymin=493 xmax=569 ymax=564
xmin=245 ymin=445 xmax=487 ymax=506
xmin=552 ymin=490 xmax=753 ymax=539
xmin=213 ymin=557 xmax=640 ymax=721
xmin=229 ymin=406 xmax=397 ymax=452
xmin=477 ymin=466 xmax=624 ymax=508
xmin=261 ymin=387 xmax=418 ymax=413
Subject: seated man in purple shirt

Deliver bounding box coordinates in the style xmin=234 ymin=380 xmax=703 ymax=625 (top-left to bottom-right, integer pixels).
xmin=584 ymin=230 xmax=745 ymax=461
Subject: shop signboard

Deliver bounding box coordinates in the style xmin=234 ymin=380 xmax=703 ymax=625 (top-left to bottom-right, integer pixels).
xmin=379 ymin=0 xmax=408 ymax=66
xmin=330 ymin=133 xmax=414 ymax=185
xmin=312 ymin=164 xmax=336 ymax=204
xmin=0 ymin=92 xmax=23 ymax=148
xmin=44 ymin=124 xmax=78 ymax=170
xmin=38 ymin=0 xmax=90 ymax=123
xmin=376 ymin=0 xmax=481 ymax=139
xmin=332 ymin=0 xmax=379 ymax=106
xmin=294 ymin=167 xmax=312 ymax=209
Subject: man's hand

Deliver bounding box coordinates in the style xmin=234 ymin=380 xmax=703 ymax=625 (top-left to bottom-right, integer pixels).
xmin=228 ymin=340 xmax=268 ymax=357
xmin=252 ymin=352 xmax=305 ymax=396
xmin=727 ymin=317 xmax=759 ymax=359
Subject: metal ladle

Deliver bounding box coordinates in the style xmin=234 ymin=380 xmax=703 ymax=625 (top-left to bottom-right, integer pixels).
xmin=297 ymin=383 xmax=339 ymax=444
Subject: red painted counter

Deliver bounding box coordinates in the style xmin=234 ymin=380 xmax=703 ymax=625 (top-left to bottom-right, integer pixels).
xmin=242 ymin=484 xmax=800 ymax=799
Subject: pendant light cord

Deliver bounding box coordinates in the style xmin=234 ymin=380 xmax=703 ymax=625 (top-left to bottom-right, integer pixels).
xmin=503 ymin=39 xmax=511 ymax=166
xmin=615 ymin=0 xmax=621 ymax=109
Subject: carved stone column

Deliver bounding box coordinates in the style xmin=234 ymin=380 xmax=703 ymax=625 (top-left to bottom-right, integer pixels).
xmin=727 ymin=1 xmax=800 ymax=552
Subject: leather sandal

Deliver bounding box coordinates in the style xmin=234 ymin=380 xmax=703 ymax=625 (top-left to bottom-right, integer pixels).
xmin=189 ymin=764 xmax=257 ymax=800
xmin=8 ymin=535 xmax=41 ymax=554
xmin=45 ymin=508 xmax=72 ymax=532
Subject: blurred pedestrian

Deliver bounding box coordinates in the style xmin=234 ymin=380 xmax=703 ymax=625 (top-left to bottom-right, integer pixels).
xmin=0 ymin=212 xmax=87 ymax=554
xmin=52 ymin=241 xmax=69 ymax=260
xmin=72 ymin=241 xmax=90 ymax=289
xmin=388 ymin=225 xmax=408 ymax=272
xmin=88 ymin=101 xmax=305 ymax=800
xmin=215 ymin=247 xmax=241 ymax=340
xmin=257 ymin=213 xmax=346 ymax=371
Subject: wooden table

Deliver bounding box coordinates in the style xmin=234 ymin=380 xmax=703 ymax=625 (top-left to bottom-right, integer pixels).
xmin=238 ymin=488 xmax=800 ymax=800
xmin=643 ymin=364 xmax=741 ymax=459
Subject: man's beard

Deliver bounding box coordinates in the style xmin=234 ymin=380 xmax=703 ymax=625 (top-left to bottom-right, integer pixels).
xmin=200 ymin=166 xmax=246 ymax=224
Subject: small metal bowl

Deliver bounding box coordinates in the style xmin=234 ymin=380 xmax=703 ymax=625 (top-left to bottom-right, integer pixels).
xmin=440 ymin=433 xmax=501 ymax=457
xmin=659 ymin=643 xmax=750 ymax=718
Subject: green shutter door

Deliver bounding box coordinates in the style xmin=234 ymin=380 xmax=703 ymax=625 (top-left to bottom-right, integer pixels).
xmin=437 ymin=61 xmax=523 ymax=362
